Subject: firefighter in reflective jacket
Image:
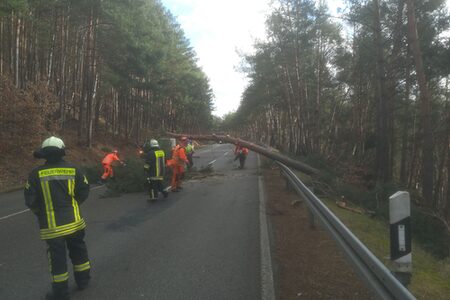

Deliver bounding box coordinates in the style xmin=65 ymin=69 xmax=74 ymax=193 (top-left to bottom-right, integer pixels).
xmin=168 ymin=137 xmax=189 ymax=192
xmin=143 ymin=139 xmax=169 ymax=201
xmin=24 ymin=136 xmax=91 ymax=300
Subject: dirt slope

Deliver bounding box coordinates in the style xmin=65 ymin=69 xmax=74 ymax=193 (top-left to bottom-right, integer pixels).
xmin=263 ymin=166 xmax=374 ymax=300
xmin=0 ymin=129 xmax=138 ymax=192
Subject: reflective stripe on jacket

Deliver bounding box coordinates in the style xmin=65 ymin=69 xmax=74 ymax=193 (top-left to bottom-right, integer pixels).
xmin=185 ymin=144 xmax=193 ymax=154
xmin=144 ymin=149 xmax=166 ymax=180
xmin=24 ymin=160 xmax=90 ymax=240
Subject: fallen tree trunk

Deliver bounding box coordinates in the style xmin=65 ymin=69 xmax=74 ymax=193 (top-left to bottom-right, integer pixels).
xmin=166 ymin=132 xmax=320 ymax=176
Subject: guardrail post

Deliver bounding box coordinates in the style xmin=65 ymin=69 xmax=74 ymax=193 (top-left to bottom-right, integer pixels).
xmin=389 ymin=191 xmax=412 ymax=287
xmin=307 ymin=208 xmax=315 ymax=229
xmin=308 ymin=187 xmax=315 ymax=229
xmin=282 ymin=172 xmax=292 ymax=192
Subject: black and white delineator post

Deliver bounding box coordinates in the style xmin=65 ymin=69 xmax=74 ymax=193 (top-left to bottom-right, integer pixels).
xmin=389 ymin=191 xmax=412 ymax=286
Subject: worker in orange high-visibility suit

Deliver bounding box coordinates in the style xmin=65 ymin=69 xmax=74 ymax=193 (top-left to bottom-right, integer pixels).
xmin=234 ymin=143 xmax=249 ymax=169
xmin=101 ymin=150 xmax=125 ymax=182
xmin=168 ymin=137 xmax=189 ymax=192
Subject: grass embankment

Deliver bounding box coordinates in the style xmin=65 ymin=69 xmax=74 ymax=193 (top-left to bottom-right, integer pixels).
xmin=296 ymin=171 xmax=450 ymax=299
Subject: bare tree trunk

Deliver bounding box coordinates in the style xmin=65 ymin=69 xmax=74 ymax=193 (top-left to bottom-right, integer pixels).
xmin=386 ymin=0 xmax=405 ymax=180
xmin=167 ymin=132 xmax=320 ymax=176
xmin=446 ymin=122 xmax=450 ymax=220
xmin=47 ymin=16 xmax=56 ymax=87
xmin=400 ymin=62 xmax=411 ymax=185
xmin=78 ymin=25 xmax=86 ymax=141
xmin=86 ymin=13 xmax=98 ymax=148
xmin=406 ymin=0 xmax=434 ymax=205
xmin=444 ymin=80 xmax=450 ymax=220
xmin=60 ymin=11 xmax=68 ymax=130
xmin=373 ymin=0 xmax=391 ymax=183
xmin=315 ymin=32 xmax=322 ymax=154
xmin=1 ymin=17 xmax=4 ymax=76
xmin=15 ymin=16 xmax=20 ymax=87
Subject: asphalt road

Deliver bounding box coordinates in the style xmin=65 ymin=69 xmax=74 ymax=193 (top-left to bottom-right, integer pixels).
xmin=0 ymin=143 xmax=272 ymax=300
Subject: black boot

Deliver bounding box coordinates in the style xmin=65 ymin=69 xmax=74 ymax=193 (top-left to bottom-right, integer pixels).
xmin=75 ymin=269 xmax=91 ymax=290
xmin=46 ymin=281 xmax=70 ymax=300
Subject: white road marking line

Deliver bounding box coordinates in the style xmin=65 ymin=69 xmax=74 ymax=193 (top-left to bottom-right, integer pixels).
xmin=208 ymin=159 xmax=217 ymax=165
xmin=0 ymin=209 xmax=30 ymax=221
xmin=258 ymin=155 xmax=276 ymax=300
xmin=0 ymin=185 xmax=105 ymax=221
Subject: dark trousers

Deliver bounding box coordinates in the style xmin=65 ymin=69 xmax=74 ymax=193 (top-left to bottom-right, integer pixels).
xmin=235 ymin=153 xmax=247 ymax=168
xmin=187 ymin=154 xmax=194 ymax=169
xmin=46 ymin=230 xmax=91 ymax=296
xmin=148 ymin=179 xmax=166 ymax=199
xmin=239 ymin=155 xmax=247 ymax=168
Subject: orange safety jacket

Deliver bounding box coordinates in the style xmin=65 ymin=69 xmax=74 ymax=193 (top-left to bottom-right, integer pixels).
xmin=234 ymin=145 xmax=249 ymax=155
xmin=171 ymin=145 xmax=189 ymax=167
xmin=102 ymin=153 xmax=120 ymax=165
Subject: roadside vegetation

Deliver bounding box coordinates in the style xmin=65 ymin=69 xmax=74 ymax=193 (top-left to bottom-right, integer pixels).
xmin=293 ymin=156 xmax=450 ymax=299
xmin=0 ymin=0 xmax=214 ymax=191
xmin=222 ymin=0 xmax=450 ymax=285
xmin=323 ymin=195 xmax=450 ymax=299
xmin=0 ymin=0 xmax=448 ymax=296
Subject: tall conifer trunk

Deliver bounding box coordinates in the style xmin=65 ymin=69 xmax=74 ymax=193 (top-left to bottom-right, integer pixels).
xmin=406 ymin=0 xmax=434 ymax=206
xmin=373 ymin=0 xmax=390 ymax=183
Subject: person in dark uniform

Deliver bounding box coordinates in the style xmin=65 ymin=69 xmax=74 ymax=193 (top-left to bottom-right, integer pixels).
xmin=234 ymin=142 xmax=249 ymax=169
xmin=143 ymin=139 xmax=169 ymax=201
xmin=24 ymin=136 xmax=91 ymax=300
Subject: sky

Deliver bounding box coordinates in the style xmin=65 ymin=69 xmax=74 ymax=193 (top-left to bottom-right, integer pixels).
xmin=161 ymin=0 xmax=275 ymax=117
xmin=161 ymin=0 xmax=450 ymax=117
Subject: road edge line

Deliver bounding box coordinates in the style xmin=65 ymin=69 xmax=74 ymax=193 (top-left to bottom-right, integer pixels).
xmin=258 ymin=155 xmax=276 ymax=300
xmin=0 ymin=185 xmax=104 ymax=221
xmin=0 ymin=209 xmax=30 ymax=221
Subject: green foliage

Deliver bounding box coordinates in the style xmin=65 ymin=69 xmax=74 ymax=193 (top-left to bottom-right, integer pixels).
xmin=199 ymin=164 xmax=213 ymax=174
xmin=2 ymin=0 xmax=214 ymax=142
xmin=104 ymin=158 xmax=148 ymax=193
xmin=323 ymin=196 xmax=450 ymax=299
xmin=0 ymin=0 xmax=28 ymax=15
xmin=96 ymin=0 xmax=213 ymax=132
xmin=100 ymin=146 xmax=112 ymax=153
xmin=296 ymin=151 xmax=450 ymax=259
xmin=300 ymin=153 xmax=336 ymax=175
xmin=411 ymin=207 xmax=450 ymax=259
xmin=80 ymin=164 xmax=103 ymax=185
xmin=329 ymin=173 xmax=450 ymax=259
xmin=223 ymin=0 xmax=450 ymax=260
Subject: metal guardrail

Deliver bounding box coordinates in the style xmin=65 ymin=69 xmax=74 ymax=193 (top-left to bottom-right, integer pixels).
xmin=276 ymin=162 xmax=416 ymax=300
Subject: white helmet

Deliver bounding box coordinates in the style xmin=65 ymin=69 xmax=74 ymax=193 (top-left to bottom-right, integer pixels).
xmin=150 ymin=139 xmax=159 ymax=148
xmin=34 ymin=136 xmax=66 ymax=159
xmin=41 ymin=136 xmax=65 ymax=149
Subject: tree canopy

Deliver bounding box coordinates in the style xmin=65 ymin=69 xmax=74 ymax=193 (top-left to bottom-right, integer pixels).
xmin=0 ymin=0 xmax=214 ymax=147
xmin=228 ymin=0 xmax=450 ymax=224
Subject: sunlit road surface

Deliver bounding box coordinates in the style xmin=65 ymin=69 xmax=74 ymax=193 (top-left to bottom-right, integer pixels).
xmin=0 ymin=143 xmax=269 ymax=300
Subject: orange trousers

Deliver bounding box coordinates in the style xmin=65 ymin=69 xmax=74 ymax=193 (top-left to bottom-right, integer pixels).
xmin=171 ymin=165 xmax=184 ymax=190
xmin=101 ymin=164 xmax=114 ymax=180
